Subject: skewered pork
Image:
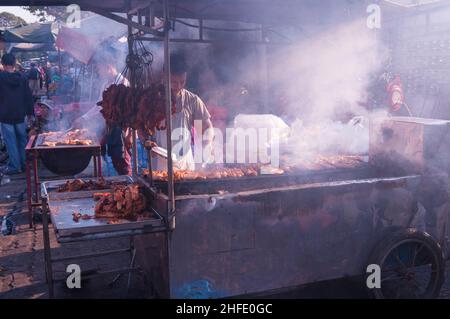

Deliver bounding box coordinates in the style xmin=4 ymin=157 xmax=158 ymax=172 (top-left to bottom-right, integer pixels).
xmin=142 ymin=167 xmax=260 ymax=181
xmin=97 ymin=84 xmax=176 ymax=137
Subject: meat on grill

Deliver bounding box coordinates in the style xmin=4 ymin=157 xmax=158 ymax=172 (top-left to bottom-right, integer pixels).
xmin=97 ymin=83 xmax=176 ymax=137
xmin=94 ymin=184 xmax=148 ymax=220
xmin=39 ymin=129 xmax=93 ymax=147
xmin=58 ymin=177 xmax=126 ymax=192
xmin=143 ymin=167 xmax=259 ymax=181
xmin=142 ymin=155 xmax=365 ymax=182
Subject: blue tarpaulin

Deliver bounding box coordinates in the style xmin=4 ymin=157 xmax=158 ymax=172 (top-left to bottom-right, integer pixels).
xmin=2 ymin=23 xmax=55 ymax=44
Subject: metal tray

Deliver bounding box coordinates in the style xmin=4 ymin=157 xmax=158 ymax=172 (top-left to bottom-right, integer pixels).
xmin=41 ymin=176 xmax=165 ymax=241
xmin=34 ymin=134 xmax=101 ymax=150
xmin=43 ymin=175 xmax=134 ymax=199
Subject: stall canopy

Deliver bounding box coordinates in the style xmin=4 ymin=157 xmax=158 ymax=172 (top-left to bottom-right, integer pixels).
xmin=56 ymin=14 xmax=126 ymax=64
xmin=1 ymin=0 xmax=449 ymax=30
xmin=0 ymin=1 xmax=393 ymax=25
xmin=10 ymin=42 xmax=56 ymax=53
xmin=2 ymin=23 xmax=55 ymax=43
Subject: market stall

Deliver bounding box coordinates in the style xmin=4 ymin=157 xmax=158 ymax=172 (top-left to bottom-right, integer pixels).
xmin=4 ymin=0 xmax=450 ymax=299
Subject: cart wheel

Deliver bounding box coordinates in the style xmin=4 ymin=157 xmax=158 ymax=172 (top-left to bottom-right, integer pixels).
xmin=366 ymin=228 xmax=445 ymax=299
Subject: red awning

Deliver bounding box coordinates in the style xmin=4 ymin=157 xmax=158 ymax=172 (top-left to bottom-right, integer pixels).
xmin=56 ymin=26 xmax=95 ymax=64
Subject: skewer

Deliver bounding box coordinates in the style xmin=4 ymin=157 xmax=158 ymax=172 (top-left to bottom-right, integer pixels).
xmin=144 ymin=140 xmax=154 ymax=186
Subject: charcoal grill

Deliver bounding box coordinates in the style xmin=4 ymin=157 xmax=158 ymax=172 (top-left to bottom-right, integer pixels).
xmin=40 ymin=176 xmax=165 ymax=298
xmin=33 ymin=134 xmax=101 ymax=176
xmin=148 ymin=163 xmax=374 ymax=195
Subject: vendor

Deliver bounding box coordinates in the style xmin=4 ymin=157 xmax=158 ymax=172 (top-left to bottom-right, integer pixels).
xmin=152 ymin=53 xmax=214 ymax=171
xmin=386 ymin=74 xmax=411 ymax=117
xmin=365 ymin=71 xmax=411 ymax=117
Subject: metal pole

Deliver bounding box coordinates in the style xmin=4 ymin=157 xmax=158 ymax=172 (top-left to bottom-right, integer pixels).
xmin=260 ymin=26 xmax=269 ymax=113
xmin=132 ymin=132 xmax=138 ymax=176
xmin=42 ymin=198 xmax=54 ymax=298
xmin=26 ymin=152 xmax=32 ymax=228
xmin=58 ymin=47 xmax=62 ymax=78
xmin=149 ymin=5 xmax=155 ymax=27
xmin=127 ymin=14 xmax=139 ymax=177
xmin=162 ymin=0 xmax=174 ymax=298
xmin=136 ymin=36 xmax=291 ymax=46
xmin=163 ymin=0 xmax=175 ymax=215
xmin=127 ymin=236 xmax=136 ymax=293
xmin=145 ymin=141 xmax=154 ymax=186
xmin=89 ymin=63 xmax=94 ymax=101
xmin=138 ymin=10 xmax=142 ymax=26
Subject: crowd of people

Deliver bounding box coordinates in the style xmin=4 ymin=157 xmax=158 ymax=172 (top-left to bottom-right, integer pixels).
xmin=0 ymin=53 xmax=75 ymax=180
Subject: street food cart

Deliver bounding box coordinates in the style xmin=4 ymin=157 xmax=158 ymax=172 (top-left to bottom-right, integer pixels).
xmin=8 ymin=0 xmax=448 ymax=298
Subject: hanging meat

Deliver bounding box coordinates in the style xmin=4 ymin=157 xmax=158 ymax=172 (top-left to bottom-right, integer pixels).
xmin=97 ymin=83 xmax=176 ymax=137
xmin=135 ymin=84 xmax=176 ymax=136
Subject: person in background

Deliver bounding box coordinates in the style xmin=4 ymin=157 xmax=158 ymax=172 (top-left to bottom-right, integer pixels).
xmin=38 ymin=63 xmax=44 ymax=90
xmin=27 ymin=62 xmax=41 ymax=97
xmin=16 ymin=62 xmax=25 ymax=74
xmin=273 ymin=89 xmax=294 ymax=125
xmin=364 ymin=70 xmax=410 ymax=117
xmin=43 ymin=62 xmax=52 ymax=97
xmin=0 ymin=53 xmax=34 ymax=174
xmin=386 ymin=74 xmax=411 ymax=117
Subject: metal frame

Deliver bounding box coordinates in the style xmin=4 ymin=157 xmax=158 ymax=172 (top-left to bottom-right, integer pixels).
xmin=25 ymin=134 xmax=102 ymax=228
xmin=12 ymin=0 xmax=448 ymax=299
xmin=32 ymin=0 xmax=279 ymax=298
xmin=86 ymin=0 xmax=276 ymax=221
xmin=98 ymin=0 xmax=176 ymax=219
xmin=40 ymin=175 xmax=165 ymax=298
xmin=41 ymin=196 xmax=139 ymax=298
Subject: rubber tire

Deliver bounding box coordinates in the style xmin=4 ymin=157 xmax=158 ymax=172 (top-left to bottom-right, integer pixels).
xmin=366 ymin=228 xmax=445 ymax=299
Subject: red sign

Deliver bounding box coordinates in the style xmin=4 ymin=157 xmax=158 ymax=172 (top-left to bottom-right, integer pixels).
xmin=56 ymin=26 xmax=96 ymax=64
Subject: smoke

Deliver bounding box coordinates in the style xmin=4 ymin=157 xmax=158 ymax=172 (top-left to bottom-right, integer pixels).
xmin=62 ymin=13 xmax=390 ymax=159
xmin=283 ymin=108 xmax=389 ymax=159
xmin=271 ymin=19 xmax=388 ymax=123
xmin=143 ymin=18 xmax=390 ymax=158
xmin=258 ymin=19 xmax=388 ymax=157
